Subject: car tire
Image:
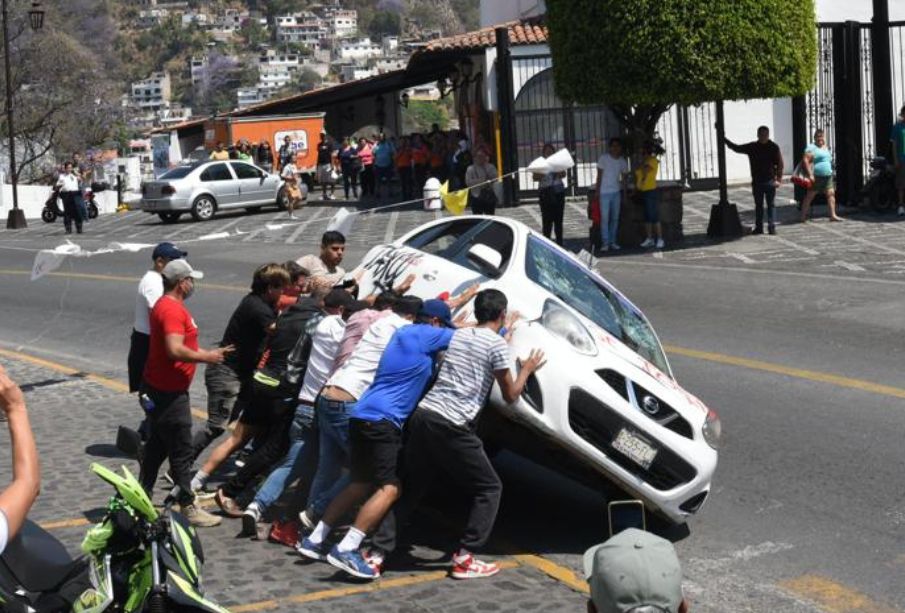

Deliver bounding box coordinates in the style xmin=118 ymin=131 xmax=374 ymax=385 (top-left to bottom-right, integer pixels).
xmin=158 ymin=212 xmax=182 ymax=224
xmin=276 ymin=186 xmax=287 ymax=210
xmin=245 ymin=206 xmax=263 ymax=214
xmin=190 ymin=195 xmax=216 ymax=221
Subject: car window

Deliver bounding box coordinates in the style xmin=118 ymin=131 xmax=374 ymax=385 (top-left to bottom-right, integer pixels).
xmin=450 ymin=221 xmax=515 ymax=274
xmin=231 ymin=163 xmax=262 ymax=179
xmin=200 ymin=163 xmax=233 ymax=182
xmin=404 ymin=219 xmax=483 ymax=256
xmin=159 ymin=166 xmax=195 ymax=180
xmin=524 ymin=236 xmax=671 ymax=375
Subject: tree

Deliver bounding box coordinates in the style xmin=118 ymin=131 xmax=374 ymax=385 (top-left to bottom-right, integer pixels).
xmin=368 ymin=10 xmax=401 ymax=40
xmin=546 ymin=0 xmax=818 ymax=150
xmin=295 ymin=68 xmax=322 ymax=92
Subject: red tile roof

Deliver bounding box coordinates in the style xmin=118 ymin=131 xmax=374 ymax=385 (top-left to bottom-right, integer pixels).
xmin=420 ymin=18 xmax=548 ymax=54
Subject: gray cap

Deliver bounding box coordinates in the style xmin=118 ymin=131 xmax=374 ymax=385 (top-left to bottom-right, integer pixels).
xmin=583 ymin=528 xmax=683 ymax=613
xmin=161 ymin=259 xmax=204 ymax=282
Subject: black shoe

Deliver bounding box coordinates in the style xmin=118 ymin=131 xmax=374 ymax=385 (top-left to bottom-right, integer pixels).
xmin=768 ymin=226 xmax=776 ymax=235
xmin=751 ymin=227 xmax=764 ymax=235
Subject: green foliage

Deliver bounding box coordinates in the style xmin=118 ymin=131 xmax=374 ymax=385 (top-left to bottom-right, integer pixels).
xmin=368 ymin=10 xmax=402 ymax=40
xmin=402 ymin=100 xmax=450 ymax=134
xmin=240 ymin=18 xmax=268 ymax=48
xmin=295 ymin=68 xmax=323 ymax=92
xmin=448 ymin=0 xmax=480 ymax=31
xmin=546 ymin=0 xmax=818 ymax=107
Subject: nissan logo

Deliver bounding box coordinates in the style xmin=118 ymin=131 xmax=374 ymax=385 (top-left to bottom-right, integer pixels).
xmin=641 ymin=395 xmax=661 ymax=415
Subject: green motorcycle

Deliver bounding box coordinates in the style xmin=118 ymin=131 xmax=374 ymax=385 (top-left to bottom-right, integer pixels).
xmin=0 ymin=463 xmax=230 ymax=613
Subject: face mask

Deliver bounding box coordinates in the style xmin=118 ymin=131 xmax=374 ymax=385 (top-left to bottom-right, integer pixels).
xmin=183 ymin=279 xmax=195 ymax=300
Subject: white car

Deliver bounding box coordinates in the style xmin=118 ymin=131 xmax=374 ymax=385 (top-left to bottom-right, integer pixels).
xmin=353 ymin=216 xmax=720 ymax=524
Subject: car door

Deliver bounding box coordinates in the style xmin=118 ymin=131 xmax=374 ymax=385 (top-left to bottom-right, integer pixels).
xmin=230 ymin=162 xmax=271 ymax=204
xmin=198 ymin=163 xmax=238 ymax=208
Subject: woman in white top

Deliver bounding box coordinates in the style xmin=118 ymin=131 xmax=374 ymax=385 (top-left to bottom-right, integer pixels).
xmin=594 ymin=138 xmax=629 ymax=253
xmin=281 ymin=160 xmax=306 ymax=219
xmin=465 ymin=149 xmax=499 ymax=215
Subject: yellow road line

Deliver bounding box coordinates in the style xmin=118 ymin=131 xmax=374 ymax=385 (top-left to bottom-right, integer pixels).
xmin=39 ymin=517 xmax=91 ymax=530
xmin=0 ymin=268 xmax=244 ymax=292
xmin=0 ymin=346 xmax=207 ymax=420
xmin=779 ymin=574 xmax=900 ymax=613
xmin=513 ymin=554 xmax=588 ymax=593
xmin=665 ymin=344 xmax=905 ymax=401
xmin=230 ymin=560 xmax=521 ymax=612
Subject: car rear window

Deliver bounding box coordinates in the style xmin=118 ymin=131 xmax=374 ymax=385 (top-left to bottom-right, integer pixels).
xmin=159 ymin=166 xmax=194 ymax=179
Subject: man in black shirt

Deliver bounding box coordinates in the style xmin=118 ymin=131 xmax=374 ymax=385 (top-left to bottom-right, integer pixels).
xmin=725 ymin=126 xmax=785 ymax=235
xmin=316 ymin=130 xmax=336 ymax=201
xmin=190 ymin=264 xmax=289 ymax=476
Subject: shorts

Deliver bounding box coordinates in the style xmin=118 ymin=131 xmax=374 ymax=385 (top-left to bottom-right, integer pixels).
xmin=896 ymin=163 xmax=905 ymax=190
xmin=316 ymin=163 xmax=335 ymax=184
xmin=812 ymin=175 xmax=835 ymax=193
xmin=349 ymin=418 xmax=402 ymax=486
xmin=641 ymin=190 xmax=660 ymax=223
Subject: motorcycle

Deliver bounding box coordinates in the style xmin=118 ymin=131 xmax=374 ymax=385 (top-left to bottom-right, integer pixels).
xmin=42 ymin=190 xmax=99 ymax=224
xmin=0 ymin=463 xmax=230 ymax=613
xmin=861 ymin=156 xmax=896 ymax=213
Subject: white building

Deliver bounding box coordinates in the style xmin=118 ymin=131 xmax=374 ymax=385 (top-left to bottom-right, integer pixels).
xmin=130 ymin=72 xmax=171 ymax=111
xmin=137 ymin=7 xmax=169 ymax=27
xmin=374 ymin=57 xmax=407 ymax=73
xmin=337 ymin=37 xmax=381 ymax=61
xmin=275 ymin=13 xmax=327 ymax=46
xmin=190 ymin=56 xmax=207 ymax=85
xmin=237 ymin=87 xmax=267 ymax=109
xmin=215 ymin=8 xmax=248 ymax=32
xmin=326 ymin=8 xmax=357 ymax=38
xmin=381 ymin=35 xmax=400 ymax=55
xmin=258 ymin=65 xmax=294 ymax=92
xmin=340 ymin=64 xmax=377 ymax=83
xmin=259 ymin=50 xmax=300 ymax=70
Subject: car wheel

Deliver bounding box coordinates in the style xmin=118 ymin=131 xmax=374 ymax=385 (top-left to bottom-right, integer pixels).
xmin=245 ymin=206 xmax=263 ymax=214
xmin=190 ymin=196 xmax=216 ymax=221
xmin=276 ymin=186 xmax=287 ymax=210
xmin=158 ymin=212 xmax=182 ymax=224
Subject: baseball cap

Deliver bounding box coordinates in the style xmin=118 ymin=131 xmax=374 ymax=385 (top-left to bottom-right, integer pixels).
xmin=583 ymin=528 xmax=683 ymax=613
xmin=152 ymin=242 xmax=187 ymax=261
xmin=161 ymin=259 xmax=204 ymax=282
xmin=419 ymin=298 xmax=454 ymax=328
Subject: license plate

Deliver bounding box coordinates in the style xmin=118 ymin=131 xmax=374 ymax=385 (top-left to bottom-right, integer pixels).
xmin=612 ymin=428 xmax=658 ymax=469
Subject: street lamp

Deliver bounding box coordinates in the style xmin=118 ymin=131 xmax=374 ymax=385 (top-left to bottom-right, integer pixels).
xmin=5 ymin=0 xmax=45 ymax=230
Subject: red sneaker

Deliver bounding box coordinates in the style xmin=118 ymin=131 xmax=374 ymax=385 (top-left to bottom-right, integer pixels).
xmin=362 ymin=548 xmax=385 ymax=578
xmin=450 ymin=551 xmax=500 ymax=580
xmin=268 ymin=519 xmax=300 ymax=548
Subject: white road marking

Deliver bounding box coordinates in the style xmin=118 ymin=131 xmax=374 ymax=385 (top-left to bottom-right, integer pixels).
xmin=285 ymin=207 xmax=328 ymax=243
xmin=522 ymin=204 xmax=543 ymax=227
xmin=384 ymin=211 xmax=399 ymax=243
xmin=653 ymin=250 xmax=664 ymax=259
xmin=729 ymin=253 xmax=757 ymax=264
xmin=242 ymin=212 xmax=288 ymax=242
xmin=833 ymin=260 xmax=866 ymax=272
xmin=770 ymin=235 xmax=820 ymax=256
xmin=810 ymin=220 xmax=905 ymax=257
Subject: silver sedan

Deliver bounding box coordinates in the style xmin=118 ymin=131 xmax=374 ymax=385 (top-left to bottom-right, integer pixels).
xmin=140 ymin=160 xmax=287 ymax=223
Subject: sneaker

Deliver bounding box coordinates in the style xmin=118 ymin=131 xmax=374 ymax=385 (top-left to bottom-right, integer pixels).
xmin=610 ymin=243 xmax=621 ymax=251
xmin=768 ymin=226 xmax=776 ymax=235
xmin=361 ymin=548 xmax=385 ymax=578
xmin=241 ymin=503 xmax=262 ymax=537
xmin=269 ymin=519 xmax=300 ymax=548
xmin=215 ymin=489 xmax=243 ymax=518
xmin=595 ymin=245 xmax=609 ymax=256
xmin=296 ymin=537 xmax=329 ymax=562
xmin=299 ymin=508 xmax=318 ymax=531
xmin=655 ymin=238 xmax=665 ymax=249
xmin=898 ymin=205 xmax=905 ymax=216
xmin=193 ymin=487 xmax=217 ymax=501
xmin=450 ymin=551 xmax=500 ymax=580
xmin=327 ymin=546 xmax=379 ymax=579
xmin=182 ymin=503 xmax=222 ymax=528
xmin=640 ymin=238 xmax=655 ymax=248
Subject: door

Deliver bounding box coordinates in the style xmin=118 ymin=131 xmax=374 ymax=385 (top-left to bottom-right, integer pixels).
xmin=230 ymin=162 xmax=270 ymax=204
xmin=198 ymin=163 xmax=238 ymax=208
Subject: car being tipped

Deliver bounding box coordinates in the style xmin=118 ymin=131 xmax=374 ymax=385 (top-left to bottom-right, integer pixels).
xmin=140 ymin=160 xmax=290 ymax=223
xmin=352 ymin=216 xmax=720 ymax=524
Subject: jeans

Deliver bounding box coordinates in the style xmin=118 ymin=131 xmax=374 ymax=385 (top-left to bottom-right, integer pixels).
xmin=539 ymin=186 xmax=565 ymax=244
xmin=306 ymin=395 xmax=355 ymax=516
xmin=372 ymin=409 xmax=502 ymax=554
xmin=192 ymin=362 xmax=244 ymax=460
xmin=342 ymin=169 xmax=359 ymax=199
xmin=752 ymin=182 xmax=777 ymax=230
xmin=599 ymin=191 xmax=621 ymax=246
xmin=252 ymin=403 xmax=316 ymax=512
xmin=139 ymin=385 xmax=194 ymax=506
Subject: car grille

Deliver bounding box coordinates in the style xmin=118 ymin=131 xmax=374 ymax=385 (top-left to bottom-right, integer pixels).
xmin=567 ymin=388 xmax=697 ymax=491
xmin=596 ymin=370 xmax=694 ymax=440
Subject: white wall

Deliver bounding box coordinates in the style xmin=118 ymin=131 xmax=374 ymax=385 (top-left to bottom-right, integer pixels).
xmin=818 ymin=0 xmax=905 ymax=21
xmin=0 ymin=185 xmax=119 ymax=221
xmin=723 ymin=98 xmax=795 ymax=181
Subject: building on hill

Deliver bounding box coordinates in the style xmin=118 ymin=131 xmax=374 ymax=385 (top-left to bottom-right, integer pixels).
xmin=131 ymin=72 xmax=171 ymax=112
xmin=275 ymin=13 xmax=328 ymax=46
xmin=336 ymin=37 xmax=381 ymax=61
xmin=324 ymin=7 xmax=357 ymax=38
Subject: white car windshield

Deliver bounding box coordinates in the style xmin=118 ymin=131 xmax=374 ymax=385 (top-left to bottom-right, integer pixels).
xmin=524 ymin=236 xmax=671 ymax=375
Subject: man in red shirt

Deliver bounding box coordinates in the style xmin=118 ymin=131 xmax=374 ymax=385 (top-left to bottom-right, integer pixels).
xmin=139 ymin=259 xmax=232 ymax=527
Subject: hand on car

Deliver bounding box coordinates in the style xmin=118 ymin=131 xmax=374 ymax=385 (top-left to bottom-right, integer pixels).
xmin=394 ymin=273 xmax=416 ymax=295
xmin=518 ymin=349 xmax=546 ymax=374
xmin=0 ymin=365 xmax=26 ymax=417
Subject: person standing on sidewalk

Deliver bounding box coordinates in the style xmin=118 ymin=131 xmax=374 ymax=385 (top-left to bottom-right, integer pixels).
xmin=800 ymin=129 xmax=843 ymax=223
xmin=372 ymin=134 xmax=396 ymax=201
xmin=395 ymin=137 xmax=414 ymax=201
xmin=594 ymin=138 xmax=629 ymax=254
xmin=466 ymin=149 xmax=499 ymax=216
xmin=55 ymin=162 xmax=83 ymax=235
xmin=369 ymin=289 xmax=545 ymax=579
xmin=724 ymin=126 xmax=784 ymax=235
xmin=635 ymin=140 xmax=665 ymax=248
xmin=315 ymin=131 xmax=337 ymax=201
xmin=889 ymin=106 xmax=905 ymax=216
xmin=139 ymin=259 xmax=230 ymax=528
xmin=0 ymin=364 xmax=40 ymax=553
xmin=534 ymin=143 xmax=566 ymax=245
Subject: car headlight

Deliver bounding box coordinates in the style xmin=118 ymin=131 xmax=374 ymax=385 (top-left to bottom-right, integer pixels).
xmin=702 ymin=409 xmax=721 ymax=449
xmin=540 ymin=300 xmax=597 ymax=356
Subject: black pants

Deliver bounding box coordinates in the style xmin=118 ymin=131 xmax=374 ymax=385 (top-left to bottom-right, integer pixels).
xmin=398 ymin=167 xmax=413 ymax=200
xmin=127 ymin=330 xmax=150 ymax=393
xmin=139 ymin=385 xmax=194 ymax=506
xmin=470 ymin=192 xmax=497 ymax=216
xmin=60 ymin=191 xmax=82 ymax=233
xmin=539 ymin=187 xmax=565 ymax=244
xmin=372 ymin=409 xmax=502 ymax=554
xmin=342 ymin=169 xmax=359 ymax=199
xmin=220 ymin=386 xmax=293 ymax=498
xmin=414 ymin=164 xmax=428 ymax=193
xmin=752 ymin=182 xmax=777 ymax=230
xmin=360 ymin=165 xmax=374 ymax=196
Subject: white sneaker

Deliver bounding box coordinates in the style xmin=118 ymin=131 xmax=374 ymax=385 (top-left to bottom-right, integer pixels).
xmin=655 ymin=238 xmax=665 ymax=249
xmin=241 ymin=502 xmax=262 ymax=537
xmin=898 ymin=205 xmax=905 ymax=216
xmin=610 ymin=243 xmax=621 ymax=251
xmin=640 ymin=238 xmax=655 ymax=248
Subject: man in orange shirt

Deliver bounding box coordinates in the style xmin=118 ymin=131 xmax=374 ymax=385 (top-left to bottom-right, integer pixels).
xmin=395 ymin=137 xmax=413 ymax=200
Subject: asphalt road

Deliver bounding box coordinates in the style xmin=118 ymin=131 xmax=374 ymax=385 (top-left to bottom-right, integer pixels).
xmin=1 ymin=188 xmax=905 ymax=612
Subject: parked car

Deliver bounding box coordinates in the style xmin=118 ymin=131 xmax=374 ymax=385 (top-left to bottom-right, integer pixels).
xmin=352 ymin=216 xmax=720 ymax=524
xmin=140 ymin=160 xmax=287 ymax=223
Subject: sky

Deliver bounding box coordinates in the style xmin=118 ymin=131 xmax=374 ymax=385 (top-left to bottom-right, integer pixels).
xmin=818 ymin=0 xmax=905 ymax=22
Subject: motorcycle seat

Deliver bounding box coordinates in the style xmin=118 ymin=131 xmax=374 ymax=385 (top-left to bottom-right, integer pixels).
xmin=0 ymin=519 xmax=83 ymax=592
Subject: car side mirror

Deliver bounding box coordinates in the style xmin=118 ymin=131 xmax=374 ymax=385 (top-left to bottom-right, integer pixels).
xmin=467 ymin=243 xmax=503 ymax=278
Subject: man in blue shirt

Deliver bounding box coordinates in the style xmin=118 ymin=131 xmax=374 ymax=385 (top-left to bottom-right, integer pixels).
xmin=298 ymin=298 xmax=455 ymax=579
xmin=372 ymin=133 xmax=396 ymax=201
xmin=890 ymin=106 xmax=905 ymax=216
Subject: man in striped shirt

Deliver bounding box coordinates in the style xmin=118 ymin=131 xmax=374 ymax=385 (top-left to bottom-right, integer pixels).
xmin=370 ymin=288 xmax=545 ymax=579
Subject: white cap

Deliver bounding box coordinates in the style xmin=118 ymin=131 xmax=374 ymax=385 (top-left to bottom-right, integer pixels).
xmin=161 ymin=259 xmax=204 ymax=281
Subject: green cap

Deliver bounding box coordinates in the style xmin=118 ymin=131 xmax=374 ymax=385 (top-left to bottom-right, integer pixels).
xmin=583 ymin=528 xmax=683 ymax=613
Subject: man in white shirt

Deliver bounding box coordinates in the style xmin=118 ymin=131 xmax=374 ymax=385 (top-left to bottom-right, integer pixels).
xmin=297 ymin=231 xmax=347 ymax=291
xmin=54 ymin=162 xmax=83 ymax=234
xmin=594 ymin=138 xmax=629 ymax=254
xmin=0 ymin=365 xmax=40 ymax=555
xmin=297 ymin=295 xmax=421 ymax=529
